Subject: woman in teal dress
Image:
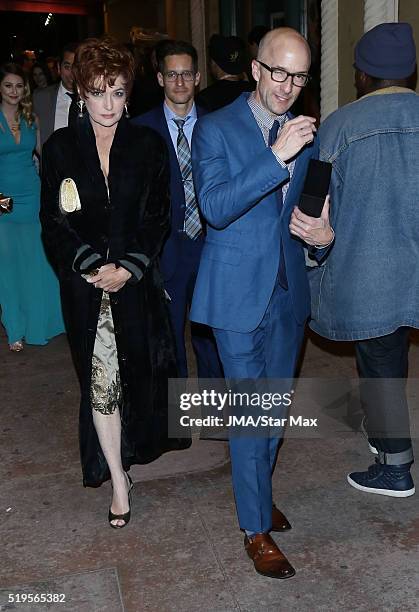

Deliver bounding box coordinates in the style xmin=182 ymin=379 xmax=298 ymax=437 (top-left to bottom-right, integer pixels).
xmin=0 ymin=63 xmax=64 ymax=350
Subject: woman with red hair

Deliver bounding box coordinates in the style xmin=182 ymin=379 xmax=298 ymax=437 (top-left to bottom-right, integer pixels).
xmin=41 ymin=38 xmax=189 ymax=528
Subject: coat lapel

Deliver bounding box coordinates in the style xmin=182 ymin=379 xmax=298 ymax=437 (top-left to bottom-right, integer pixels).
xmin=156 ymin=105 xmax=184 ymax=186
xmin=48 ymin=84 xmax=59 ymax=138
xmin=240 ymin=94 xmax=267 ymax=154
xmin=158 ymin=106 xmax=177 ymax=155
xmin=75 ymin=115 xmax=109 ymax=201
xmin=108 ymin=118 xmax=130 ymax=205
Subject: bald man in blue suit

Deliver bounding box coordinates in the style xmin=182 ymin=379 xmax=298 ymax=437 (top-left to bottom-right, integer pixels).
xmin=191 ymin=28 xmax=333 ymax=579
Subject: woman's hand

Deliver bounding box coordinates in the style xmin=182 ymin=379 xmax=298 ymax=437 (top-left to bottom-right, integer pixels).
xmin=85 ymin=263 xmax=132 ymax=292
xmin=289 ymin=195 xmax=334 ymax=247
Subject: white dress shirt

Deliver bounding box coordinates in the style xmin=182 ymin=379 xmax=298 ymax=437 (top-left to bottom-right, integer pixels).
xmin=54 ymin=82 xmax=73 ymax=131
xmin=163 ymin=101 xmax=198 ymax=151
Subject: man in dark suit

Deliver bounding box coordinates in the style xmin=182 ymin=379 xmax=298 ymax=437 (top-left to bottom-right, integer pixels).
xmin=33 ymin=42 xmax=78 ymax=148
xmin=191 ymin=28 xmax=334 ymax=579
xmin=133 ymin=40 xmax=222 ymax=379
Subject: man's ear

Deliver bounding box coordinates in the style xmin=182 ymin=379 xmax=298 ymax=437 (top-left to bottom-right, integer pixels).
xmin=157 ymin=72 xmax=164 ymax=88
xmin=194 ymin=71 xmax=201 ymax=87
xmin=251 ymin=59 xmax=260 ymax=83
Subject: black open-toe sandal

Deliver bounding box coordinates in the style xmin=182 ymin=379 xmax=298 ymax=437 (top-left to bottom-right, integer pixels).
xmin=108 ymin=473 xmax=133 ymax=529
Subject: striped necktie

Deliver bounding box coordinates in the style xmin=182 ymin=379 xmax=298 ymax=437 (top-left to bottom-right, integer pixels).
xmin=173 ymin=118 xmax=202 ymax=240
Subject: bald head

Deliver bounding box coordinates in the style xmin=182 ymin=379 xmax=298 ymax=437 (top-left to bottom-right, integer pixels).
xmin=252 ymin=27 xmax=311 ymax=116
xmin=258 ymin=27 xmax=311 ymax=66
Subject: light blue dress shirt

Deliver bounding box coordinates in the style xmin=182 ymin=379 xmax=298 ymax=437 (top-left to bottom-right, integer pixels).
xmin=163 ymin=101 xmax=198 ymax=151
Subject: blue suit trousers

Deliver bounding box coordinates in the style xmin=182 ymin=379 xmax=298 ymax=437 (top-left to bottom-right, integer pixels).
xmin=165 ymin=236 xmax=222 ymax=379
xmin=213 ymin=282 xmax=304 ymax=533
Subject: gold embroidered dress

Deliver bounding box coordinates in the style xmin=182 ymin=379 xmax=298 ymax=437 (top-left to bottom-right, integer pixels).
xmin=90 ymin=290 xmax=122 ymax=414
xmin=87 ymin=175 xmax=121 ymax=416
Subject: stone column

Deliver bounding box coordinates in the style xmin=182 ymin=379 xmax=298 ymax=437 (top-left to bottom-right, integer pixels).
xmin=190 ymin=0 xmax=208 ymax=88
xmin=165 ymin=0 xmax=176 ymax=38
xmin=320 ymin=0 xmax=339 ymax=120
xmin=103 ymin=2 xmax=109 ymax=34
xmin=364 ymin=0 xmax=399 ymax=32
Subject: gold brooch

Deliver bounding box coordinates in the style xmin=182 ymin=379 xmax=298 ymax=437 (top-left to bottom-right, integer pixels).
xmin=59 ymin=178 xmax=82 ymax=213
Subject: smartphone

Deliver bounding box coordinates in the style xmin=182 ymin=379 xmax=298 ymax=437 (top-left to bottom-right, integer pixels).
xmin=298 ymin=159 xmax=332 ymax=218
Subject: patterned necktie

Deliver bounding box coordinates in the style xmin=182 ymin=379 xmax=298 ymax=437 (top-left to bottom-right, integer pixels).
xmin=173 ymin=118 xmax=202 ymax=240
xmin=66 ymin=92 xmax=78 ymax=127
xmin=268 ymin=119 xmax=280 ymax=147
xmin=268 ymin=119 xmax=288 ymax=290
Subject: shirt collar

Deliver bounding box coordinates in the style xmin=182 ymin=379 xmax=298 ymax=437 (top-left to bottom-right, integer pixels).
xmin=359 ymin=86 xmax=416 ymax=101
xmin=58 ymin=81 xmax=73 ymax=99
xmin=164 ymin=101 xmax=197 ymax=125
xmin=248 ymin=91 xmax=287 ymax=129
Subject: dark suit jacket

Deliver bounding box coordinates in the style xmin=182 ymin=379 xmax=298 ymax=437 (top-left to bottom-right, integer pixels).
xmin=133 ymin=104 xmax=206 ymax=281
xmin=33 ymin=83 xmax=60 ymax=148
xmin=195 ymin=79 xmax=253 ymax=112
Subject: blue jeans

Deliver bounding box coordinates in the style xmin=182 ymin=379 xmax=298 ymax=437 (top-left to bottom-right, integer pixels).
xmin=355 ymin=327 xmax=413 ymax=462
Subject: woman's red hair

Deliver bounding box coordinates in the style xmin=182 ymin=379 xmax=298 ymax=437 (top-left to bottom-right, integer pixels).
xmin=72 ymin=37 xmax=135 ymax=97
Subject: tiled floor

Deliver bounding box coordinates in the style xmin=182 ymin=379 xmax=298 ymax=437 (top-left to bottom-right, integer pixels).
xmin=1 ymin=328 xmax=418 ymax=612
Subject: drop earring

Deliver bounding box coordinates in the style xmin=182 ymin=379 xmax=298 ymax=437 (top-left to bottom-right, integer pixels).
xmin=124 ymin=103 xmax=130 ymax=118
xmin=78 ymin=99 xmax=84 ymax=118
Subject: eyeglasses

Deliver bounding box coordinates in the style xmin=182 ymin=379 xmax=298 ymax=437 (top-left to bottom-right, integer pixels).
xmin=163 ymin=70 xmax=196 ymax=82
xmin=256 ymin=60 xmax=310 ymax=87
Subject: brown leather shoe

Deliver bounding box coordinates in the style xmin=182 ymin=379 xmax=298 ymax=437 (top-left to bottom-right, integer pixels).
xmin=271 ymin=503 xmax=292 ymax=532
xmin=244 ymin=533 xmax=296 ymax=579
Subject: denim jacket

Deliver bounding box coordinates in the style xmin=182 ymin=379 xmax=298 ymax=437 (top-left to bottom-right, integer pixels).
xmin=309 ymin=87 xmax=419 ymax=340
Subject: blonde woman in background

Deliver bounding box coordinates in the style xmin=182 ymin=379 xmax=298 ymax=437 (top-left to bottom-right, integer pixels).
xmin=0 ymin=63 xmax=64 ymax=351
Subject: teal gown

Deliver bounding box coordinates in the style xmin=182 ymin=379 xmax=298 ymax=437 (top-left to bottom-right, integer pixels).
xmin=0 ymin=110 xmax=64 ymax=345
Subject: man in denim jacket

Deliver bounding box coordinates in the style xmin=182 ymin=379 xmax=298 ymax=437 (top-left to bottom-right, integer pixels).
xmin=310 ymin=22 xmax=418 ymax=497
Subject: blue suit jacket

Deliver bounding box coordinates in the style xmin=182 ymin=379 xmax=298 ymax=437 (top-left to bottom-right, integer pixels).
xmin=133 ymin=104 xmax=206 ymax=281
xmin=190 ymin=93 xmax=317 ymax=333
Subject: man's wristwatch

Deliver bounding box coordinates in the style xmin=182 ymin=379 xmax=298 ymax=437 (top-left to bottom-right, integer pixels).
xmin=314 ymin=227 xmax=335 ymax=249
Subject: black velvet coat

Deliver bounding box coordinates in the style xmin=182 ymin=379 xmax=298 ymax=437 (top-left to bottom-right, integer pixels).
xmin=40 ymin=115 xmax=190 ymax=487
